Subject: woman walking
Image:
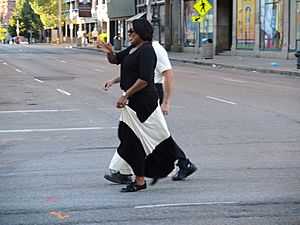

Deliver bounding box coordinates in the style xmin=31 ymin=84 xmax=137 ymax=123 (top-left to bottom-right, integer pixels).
xmin=96 ymin=18 xmax=196 ymax=192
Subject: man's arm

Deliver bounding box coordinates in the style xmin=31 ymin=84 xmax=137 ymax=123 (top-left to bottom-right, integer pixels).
xmin=161 ymin=69 xmax=174 ymax=115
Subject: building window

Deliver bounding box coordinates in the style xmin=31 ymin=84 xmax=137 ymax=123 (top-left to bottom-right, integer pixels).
xmin=152 ymin=4 xmax=165 ymax=44
xmin=137 ymin=0 xmax=145 ymax=5
xmin=183 ymin=0 xmax=213 ymax=48
xmin=236 ymin=0 xmax=255 ymax=49
xmin=289 ymin=0 xmax=300 ymax=51
xmin=260 ymin=0 xmax=284 ymax=49
xmin=160 ymin=5 xmax=165 ymax=44
xmin=199 ymin=0 xmax=213 ymax=46
xmin=183 ymin=0 xmax=197 ymax=47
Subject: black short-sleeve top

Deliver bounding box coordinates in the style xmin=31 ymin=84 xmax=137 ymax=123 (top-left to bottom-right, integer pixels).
xmin=116 ymin=43 xmax=157 ymax=92
xmin=115 ymin=43 xmax=159 ymax=122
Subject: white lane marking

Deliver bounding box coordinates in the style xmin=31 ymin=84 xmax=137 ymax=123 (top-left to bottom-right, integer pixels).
xmin=223 ymin=78 xmax=246 ymax=83
xmin=60 ymin=60 xmax=67 ymax=63
xmin=56 ymin=88 xmax=71 ymax=96
xmin=135 ymin=201 xmax=238 ymax=209
xmin=34 ymin=78 xmax=44 ymax=83
xmin=0 ymin=127 xmax=118 ymax=133
xmin=94 ymin=69 xmax=104 ymax=72
xmin=0 ymin=109 xmax=79 ymax=114
xmin=206 ymin=96 xmax=237 ymax=105
xmin=2 ymin=62 xmax=23 ymax=73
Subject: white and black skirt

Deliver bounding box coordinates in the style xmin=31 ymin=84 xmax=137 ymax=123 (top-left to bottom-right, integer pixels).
xmin=109 ymin=92 xmax=185 ymax=178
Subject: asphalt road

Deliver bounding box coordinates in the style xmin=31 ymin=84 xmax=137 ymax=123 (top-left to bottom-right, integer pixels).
xmin=0 ymin=44 xmax=300 ymax=225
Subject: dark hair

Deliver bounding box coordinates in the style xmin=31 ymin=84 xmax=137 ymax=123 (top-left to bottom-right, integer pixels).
xmin=132 ymin=18 xmax=153 ymax=42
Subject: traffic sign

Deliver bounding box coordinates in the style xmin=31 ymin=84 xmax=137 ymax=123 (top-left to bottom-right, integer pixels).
xmin=193 ymin=0 xmax=212 ymax=17
xmin=192 ymin=16 xmax=203 ymax=22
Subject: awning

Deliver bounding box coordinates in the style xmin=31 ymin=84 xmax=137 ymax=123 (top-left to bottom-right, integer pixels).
xmin=126 ymin=12 xmax=146 ymax=22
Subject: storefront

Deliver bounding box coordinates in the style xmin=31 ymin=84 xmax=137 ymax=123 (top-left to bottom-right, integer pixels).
xmin=232 ymin=0 xmax=295 ymax=59
xmin=289 ymin=0 xmax=300 ymax=52
xmin=236 ymin=0 xmax=255 ymax=49
xmin=107 ymin=0 xmax=136 ymax=45
xmin=136 ymin=0 xmax=165 ymax=44
xmin=129 ymin=0 xmax=297 ymax=59
xmin=183 ymin=0 xmax=213 ymax=49
xmin=259 ymin=0 xmax=284 ymax=50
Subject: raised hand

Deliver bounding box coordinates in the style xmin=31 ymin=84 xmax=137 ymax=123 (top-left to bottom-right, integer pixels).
xmin=95 ymin=41 xmax=113 ymax=53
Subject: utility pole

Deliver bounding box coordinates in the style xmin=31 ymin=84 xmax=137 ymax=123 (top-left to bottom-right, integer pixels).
xmin=58 ymin=0 xmax=63 ymax=44
xmin=164 ymin=0 xmax=170 ymax=51
xmin=69 ymin=2 xmax=74 ymax=46
xmin=146 ymin=0 xmax=151 ymax=21
xmin=16 ymin=19 xmax=20 ymax=36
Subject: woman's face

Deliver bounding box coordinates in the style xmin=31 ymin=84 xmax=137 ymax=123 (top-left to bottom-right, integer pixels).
xmin=128 ymin=27 xmax=142 ymax=46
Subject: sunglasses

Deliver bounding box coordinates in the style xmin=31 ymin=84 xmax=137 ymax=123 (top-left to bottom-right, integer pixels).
xmin=128 ymin=28 xmax=135 ymax=34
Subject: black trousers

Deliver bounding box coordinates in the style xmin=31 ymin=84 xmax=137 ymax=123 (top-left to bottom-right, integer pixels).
xmin=155 ymin=83 xmax=164 ymax=104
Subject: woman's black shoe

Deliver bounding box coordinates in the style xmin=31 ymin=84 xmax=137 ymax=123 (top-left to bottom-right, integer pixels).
xmin=120 ymin=182 xmax=147 ymax=192
xmin=104 ymin=171 xmax=132 ymax=184
xmin=150 ymin=178 xmax=159 ymax=185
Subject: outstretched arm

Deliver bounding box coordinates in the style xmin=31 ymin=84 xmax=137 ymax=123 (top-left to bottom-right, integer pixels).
xmin=95 ymin=41 xmax=117 ymax=64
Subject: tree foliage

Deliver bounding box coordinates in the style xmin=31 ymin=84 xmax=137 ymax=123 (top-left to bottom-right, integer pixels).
xmin=8 ymin=0 xmax=66 ymax=39
xmin=30 ymin=0 xmax=65 ymax=30
xmin=8 ymin=0 xmax=43 ymax=39
xmin=0 ymin=26 xmax=7 ymax=41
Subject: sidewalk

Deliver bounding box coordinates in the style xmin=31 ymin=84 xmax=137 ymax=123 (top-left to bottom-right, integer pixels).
xmin=167 ymin=52 xmax=299 ymax=77
xmin=76 ymin=44 xmax=299 ymax=77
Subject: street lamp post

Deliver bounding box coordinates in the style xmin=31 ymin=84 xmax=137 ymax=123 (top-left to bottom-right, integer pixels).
xmin=69 ymin=3 xmax=74 ymax=46
xmin=146 ymin=0 xmax=152 ymax=21
xmin=58 ymin=0 xmax=63 ymax=44
xmin=15 ymin=19 xmax=20 ymax=44
xmin=16 ymin=19 xmax=20 ymax=36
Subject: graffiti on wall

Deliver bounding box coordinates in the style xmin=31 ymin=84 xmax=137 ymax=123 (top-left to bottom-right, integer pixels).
xmin=236 ymin=0 xmax=255 ymax=49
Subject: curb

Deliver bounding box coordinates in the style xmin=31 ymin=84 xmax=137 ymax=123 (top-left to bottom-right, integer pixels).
xmin=169 ymin=58 xmax=300 ymax=77
xmin=72 ymin=45 xmax=300 ymax=77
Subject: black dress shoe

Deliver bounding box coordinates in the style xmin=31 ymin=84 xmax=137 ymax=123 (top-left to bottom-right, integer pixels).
xmin=120 ymin=182 xmax=147 ymax=192
xmin=104 ymin=171 xmax=132 ymax=184
xmin=150 ymin=178 xmax=159 ymax=185
xmin=172 ymin=159 xmax=197 ymax=181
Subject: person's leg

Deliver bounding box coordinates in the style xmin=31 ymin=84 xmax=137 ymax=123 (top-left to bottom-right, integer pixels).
xmin=120 ymin=175 xmax=147 ymax=192
xmin=135 ymin=176 xmax=145 ymax=185
xmin=172 ymin=142 xmax=197 ymax=181
xmin=155 ymin=83 xmax=164 ymax=104
xmin=154 ymin=84 xmax=197 ymax=180
xmin=117 ymin=119 xmax=148 ymax=192
xmin=104 ymin=150 xmax=133 ymax=184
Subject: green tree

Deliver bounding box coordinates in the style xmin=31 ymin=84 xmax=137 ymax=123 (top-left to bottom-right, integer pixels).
xmin=8 ymin=0 xmax=43 ymax=41
xmin=0 ymin=26 xmax=8 ymax=42
xmin=30 ymin=0 xmax=65 ymax=30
